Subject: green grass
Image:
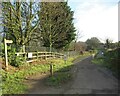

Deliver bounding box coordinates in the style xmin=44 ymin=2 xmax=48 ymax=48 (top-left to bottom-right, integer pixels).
xmin=1 ymin=53 xmax=90 ymax=94
xmin=1 ymin=63 xmax=50 ymax=94
xmin=45 ymin=73 xmax=72 ymax=87
xmin=44 ymin=57 xmax=76 ymax=87
xmin=92 ymin=57 xmax=104 ymax=65
xmin=2 ymin=70 xmax=26 ymax=94
xmin=92 ymin=48 xmax=120 ymax=78
xmin=45 ymin=53 xmax=91 ymax=87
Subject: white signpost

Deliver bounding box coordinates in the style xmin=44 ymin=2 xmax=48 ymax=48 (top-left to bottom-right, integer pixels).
xmin=4 ymin=39 xmax=13 ymax=71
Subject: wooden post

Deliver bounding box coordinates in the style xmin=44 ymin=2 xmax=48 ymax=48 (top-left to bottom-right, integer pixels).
xmin=24 ymin=52 xmax=27 ymax=62
xmin=4 ymin=39 xmax=13 ymax=71
xmin=45 ymin=52 xmax=47 ymax=60
xmin=64 ymin=55 xmax=67 ymax=64
xmin=50 ymin=64 xmax=53 ymax=76
xmin=37 ymin=51 xmax=38 ymax=60
xmin=4 ymin=39 xmax=8 ymax=71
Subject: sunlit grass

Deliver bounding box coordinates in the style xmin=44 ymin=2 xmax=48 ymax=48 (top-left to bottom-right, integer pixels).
xmin=2 ymin=53 xmax=90 ymax=94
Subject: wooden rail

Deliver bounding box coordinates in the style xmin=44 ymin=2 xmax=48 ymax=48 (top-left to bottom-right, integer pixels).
xmin=15 ymin=52 xmax=64 ymax=63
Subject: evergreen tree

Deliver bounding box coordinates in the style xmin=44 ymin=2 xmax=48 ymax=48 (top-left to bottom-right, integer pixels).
xmin=39 ymin=2 xmax=76 ymax=52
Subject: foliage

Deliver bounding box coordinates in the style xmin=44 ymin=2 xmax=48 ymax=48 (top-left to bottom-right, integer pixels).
xmin=2 ymin=69 xmax=27 ymax=94
xmin=2 ymin=52 xmax=90 ymax=94
xmin=1 ymin=2 xmax=40 ymax=51
xmin=118 ymin=41 xmax=120 ymax=47
xmin=0 ymin=43 xmax=4 ymax=57
xmin=8 ymin=46 xmax=25 ymax=67
xmin=103 ymin=48 xmax=120 ymax=77
xmin=39 ymin=2 xmax=76 ymax=51
xmin=45 ymin=53 xmax=90 ymax=86
xmin=68 ymin=41 xmax=87 ymax=51
xmin=104 ymin=38 xmax=118 ymax=49
xmin=92 ymin=57 xmax=104 ymax=65
xmin=105 ymin=39 xmax=111 ymax=49
xmin=86 ymin=37 xmax=100 ymax=50
xmin=45 ymin=58 xmax=73 ymax=86
xmin=92 ymin=48 xmax=120 ymax=78
xmin=0 ymin=42 xmax=25 ymax=67
xmin=45 ymin=73 xmax=72 ymax=87
xmin=1 ymin=63 xmax=50 ymax=94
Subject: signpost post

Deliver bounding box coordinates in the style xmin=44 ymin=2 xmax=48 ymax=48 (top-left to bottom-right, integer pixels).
xmin=4 ymin=39 xmax=13 ymax=71
xmin=64 ymin=55 xmax=67 ymax=64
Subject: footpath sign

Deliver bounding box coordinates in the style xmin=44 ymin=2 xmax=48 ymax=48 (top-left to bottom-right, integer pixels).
xmin=4 ymin=39 xmax=13 ymax=71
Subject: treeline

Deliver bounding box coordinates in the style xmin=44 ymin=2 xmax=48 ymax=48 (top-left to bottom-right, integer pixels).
xmin=68 ymin=37 xmax=120 ymax=53
xmin=0 ymin=1 xmax=76 ymax=52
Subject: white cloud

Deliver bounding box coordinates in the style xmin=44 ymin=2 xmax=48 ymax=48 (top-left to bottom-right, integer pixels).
xmin=73 ymin=1 xmax=118 ymax=43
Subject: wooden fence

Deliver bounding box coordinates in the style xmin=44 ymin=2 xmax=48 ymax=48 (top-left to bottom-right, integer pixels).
xmin=15 ymin=52 xmax=64 ymax=63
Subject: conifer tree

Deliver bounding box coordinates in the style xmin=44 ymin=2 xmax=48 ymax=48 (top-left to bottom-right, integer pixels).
xmin=39 ymin=2 xmax=76 ymax=51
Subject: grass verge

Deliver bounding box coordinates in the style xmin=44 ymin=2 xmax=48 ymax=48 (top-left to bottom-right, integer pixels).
xmin=1 ymin=53 xmax=90 ymax=94
xmin=92 ymin=48 xmax=120 ymax=78
xmin=44 ymin=57 xmax=74 ymax=87
xmin=1 ymin=62 xmax=50 ymax=94
xmin=45 ymin=53 xmax=91 ymax=87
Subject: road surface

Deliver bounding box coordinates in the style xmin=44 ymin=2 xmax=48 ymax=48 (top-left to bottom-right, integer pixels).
xmin=26 ymin=56 xmax=118 ymax=94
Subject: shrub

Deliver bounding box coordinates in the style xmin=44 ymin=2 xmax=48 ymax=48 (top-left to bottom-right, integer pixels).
xmin=103 ymin=48 xmax=120 ymax=78
xmin=8 ymin=47 xmax=25 ymax=67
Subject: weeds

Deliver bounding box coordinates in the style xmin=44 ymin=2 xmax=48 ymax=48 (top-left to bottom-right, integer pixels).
xmin=92 ymin=48 xmax=120 ymax=78
xmin=2 ymin=53 xmax=90 ymax=94
xmin=2 ymin=63 xmax=50 ymax=94
xmin=45 ymin=54 xmax=90 ymax=87
xmin=45 ymin=73 xmax=72 ymax=87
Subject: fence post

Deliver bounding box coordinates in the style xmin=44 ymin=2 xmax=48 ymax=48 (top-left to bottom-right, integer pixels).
xmin=45 ymin=52 xmax=47 ymax=60
xmin=25 ymin=52 xmax=27 ymax=62
xmin=50 ymin=63 xmax=53 ymax=76
xmin=37 ymin=51 xmax=38 ymax=60
xmin=64 ymin=55 xmax=67 ymax=64
xmin=54 ymin=52 xmax=55 ymax=58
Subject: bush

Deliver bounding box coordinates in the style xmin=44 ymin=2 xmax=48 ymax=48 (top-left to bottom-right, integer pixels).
xmin=93 ymin=48 xmax=120 ymax=78
xmin=8 ymin=47 xmax=25 ymax=67
xmin=103 ymin=48 xmax=120 ymax=78
xmin=0 ymin=43 xmax=5 ymax=57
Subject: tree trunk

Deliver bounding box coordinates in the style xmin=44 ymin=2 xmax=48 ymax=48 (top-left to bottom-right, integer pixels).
xmin=50 ymin=43 xmax=52 ymax=52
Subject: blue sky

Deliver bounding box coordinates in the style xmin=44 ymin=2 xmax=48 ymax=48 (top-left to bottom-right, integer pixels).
xmin=68 ymin=0 xmax=119 ymax=42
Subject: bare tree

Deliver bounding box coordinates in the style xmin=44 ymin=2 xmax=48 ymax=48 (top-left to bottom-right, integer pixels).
xmin=74 ymin=30 xmax=83 ymax=51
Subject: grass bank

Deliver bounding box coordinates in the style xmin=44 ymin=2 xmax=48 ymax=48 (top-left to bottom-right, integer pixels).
xmin=1 ymin=52 xmax=90 ymax=94
xmin=92 ymin=48 xmax=120 ymax=78
xmin=45 ymin=53 xmax=90 ymax=87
